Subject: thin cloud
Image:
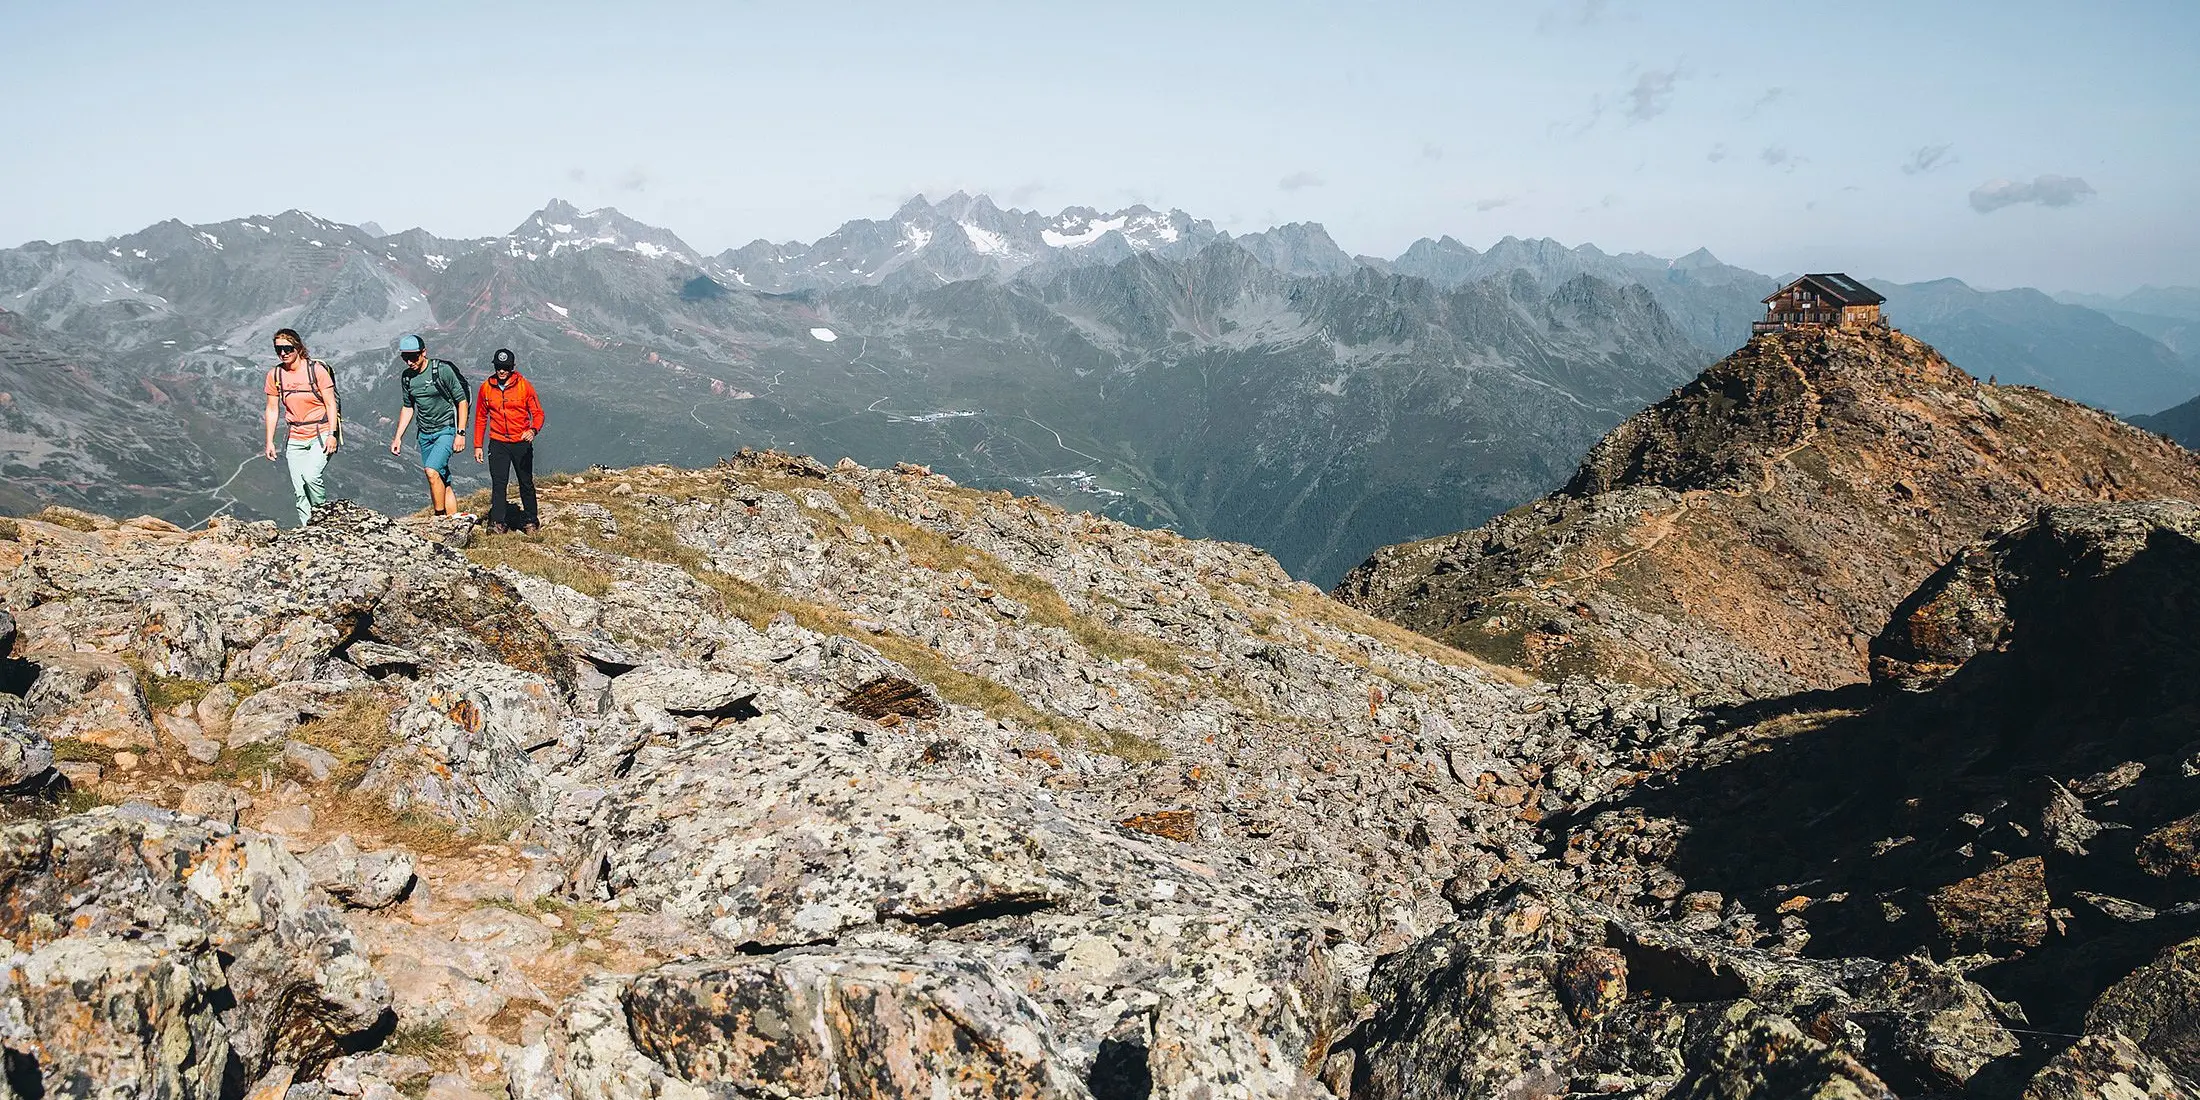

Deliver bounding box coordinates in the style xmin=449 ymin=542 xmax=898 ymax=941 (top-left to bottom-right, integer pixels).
xmin=616 ymin=168 xmax=650 ymax=193
xmin=1626 ymin=68 xmax=1683 ymax=121
xmin=1537 ymin=0 xmax=1615 ymax=32
xmin=1901 ymin=143 xmax=1955 ymax=175
xmin=1747 ymin=87 xmax=1785 ymax=115
xmin=1419 ymin=144 xmax=1445 ymax=162
xmin=1969 ymin=175 xmax=2096 ymax=213
xmin=1004 ymin=181 xmax=1047 ymax=206
xmin=1278 ymin=171 xmax=1325 ymax=192
xmin=1760 ymin=145 xmax=1797 ymax=169
xmin=1706 ymin=143 xmax=1729 ymax=163
xmin=1473 ymin=197 xmax=1512 ymax=212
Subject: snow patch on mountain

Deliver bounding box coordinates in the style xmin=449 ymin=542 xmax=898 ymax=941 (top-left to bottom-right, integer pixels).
xmin=961 ymin=224 xmax=1014 ymax=256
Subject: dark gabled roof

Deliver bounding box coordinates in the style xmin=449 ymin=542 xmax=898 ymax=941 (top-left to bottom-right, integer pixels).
xmin=1762 ymin=273 xmax=1886 ymax=306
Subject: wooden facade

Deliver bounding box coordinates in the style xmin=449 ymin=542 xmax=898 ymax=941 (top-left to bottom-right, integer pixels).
xmin=1755 ymin=274 xmax=1887 ymax=335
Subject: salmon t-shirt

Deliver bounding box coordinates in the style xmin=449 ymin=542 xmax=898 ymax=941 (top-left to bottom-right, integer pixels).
xmin=266 ymin=361 xmax=335 ymax=441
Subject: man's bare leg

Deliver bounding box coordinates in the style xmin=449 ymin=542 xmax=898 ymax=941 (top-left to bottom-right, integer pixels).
xmin=425 ymin=469 xmax=451 ymax=515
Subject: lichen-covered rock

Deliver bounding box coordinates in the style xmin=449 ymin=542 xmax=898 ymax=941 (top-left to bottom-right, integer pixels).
xmin=1664 ymin=1002 xmax=1897 ymax=1100
xmin=605 ymin=665 xmax=757 ymax=718
xmin=619 ymin=951 xmax=1089 ymax=1099
xmin=2024 ymin=1032 xmax=2200 ymax=1100
xmin=358 ymin=666 xmax=561 ymax=827
xmin=300 ymin=835 xmax=418 ymax=910
xmin=226 ymin=680 xmax=353 ymax=749
xmin=22 ymin=649 xmax=153 ymax=748
xmin=0 ymin=931 xmax=233 ymax=1100
xmin=0 ymin=808 xmax=390 ymax=1086
xmin=1928 ymin=856 xmax=2051 ymax=953
xmin=573 ymin=708 xmax=1348 ymax=1099
xmin=0 ymin=713 xmax=54 ymax=793
xmin=131 ymin=598 xmax=227 ymax=682
xmin=2085 ymin=935 xmax=2200 ymax=1081
xmin=1347 ymin=885 xmax=2013 ymax=1098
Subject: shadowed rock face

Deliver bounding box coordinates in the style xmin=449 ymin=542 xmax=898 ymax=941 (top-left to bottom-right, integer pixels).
xmin=1527 ymin=500 xmax=2200 ymax=1094
xmin=1335 ymin=327 xmax=2200 ymax=699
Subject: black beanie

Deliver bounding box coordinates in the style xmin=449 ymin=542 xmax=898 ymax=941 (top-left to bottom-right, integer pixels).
xmin=492 ymin=348 xmax=516 ymax=369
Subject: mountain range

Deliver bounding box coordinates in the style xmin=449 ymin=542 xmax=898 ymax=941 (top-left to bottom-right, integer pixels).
xmin=4 ymin=194 xmax=2196 ymax=583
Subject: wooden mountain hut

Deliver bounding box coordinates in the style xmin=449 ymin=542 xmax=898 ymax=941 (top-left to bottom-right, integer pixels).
xmin=1755 ymin=273 xmax=1887 ymax=335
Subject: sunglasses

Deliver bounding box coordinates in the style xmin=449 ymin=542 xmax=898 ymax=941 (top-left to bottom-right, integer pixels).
xmin=400 ymin=350 xmax=423 ymax=361
xmin=273 ymin=344 xmax=299 ymax=355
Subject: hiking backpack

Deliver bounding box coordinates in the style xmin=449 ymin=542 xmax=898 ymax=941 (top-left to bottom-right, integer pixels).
xmin=432 ymin=358 xmax=470 ymax=409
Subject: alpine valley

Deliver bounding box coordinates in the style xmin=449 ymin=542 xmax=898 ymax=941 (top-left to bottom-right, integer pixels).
xmin=4 ymin=195 xmax=2196 ymax=583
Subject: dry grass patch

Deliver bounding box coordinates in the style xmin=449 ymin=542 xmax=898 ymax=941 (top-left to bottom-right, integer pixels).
xmin=0 ymin=518 xmax=18 ymax=541
xmin=466 ymin=535 xmax=615 ymax=597
xmin=525 ymin=476 xmax=1168 ymax=762
xmin=30 ymin=506 xmax=101 ymax=532
xmin=50 ymin=739 xmax=117 ymax=766
xmin=1273 ymin=585 xmax=1539 ymax=689
xmin=123 ymin=658 xmax=215 ymax=712
xmin=1744 ymin=708 xmax=1864 ymax=744
xmin=790 ymin=487 xmax=1193 ymax=679
xmin=383 ymin=1018 xmax=464 ymax=1070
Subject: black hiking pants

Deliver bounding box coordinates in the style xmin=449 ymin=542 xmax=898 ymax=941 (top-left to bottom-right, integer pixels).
xmin=487 ymin=439 xmax=537 ymax=529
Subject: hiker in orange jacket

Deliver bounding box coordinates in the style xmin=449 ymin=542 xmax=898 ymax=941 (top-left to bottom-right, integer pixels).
xmin=472 ymin=348 xmax=546 ymax=533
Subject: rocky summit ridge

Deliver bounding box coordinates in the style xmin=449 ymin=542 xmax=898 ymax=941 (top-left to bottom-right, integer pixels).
xmin=5 ymin=443 xmax=2200 ymax=1098
xmin=1335 ymin=325 xmax=2200 ymax=699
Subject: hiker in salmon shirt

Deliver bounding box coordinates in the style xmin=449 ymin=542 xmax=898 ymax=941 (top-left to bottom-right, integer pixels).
xmin=261 ymin=327 xmax=341 ymax=527
xmin=472 ymin=347 xmax=546 ymax=533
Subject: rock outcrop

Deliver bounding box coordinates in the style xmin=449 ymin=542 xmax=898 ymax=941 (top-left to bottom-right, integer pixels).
xmin=1531 ymin=498 xmax=2200 ymax=1095
xmin=1335 ymin=326 xmax=2200 ymax=697
xmin=6 ymin=452 xmax=2200 ymax=1098
xmin=0 ymin=459 xmax=1709 ymax=1098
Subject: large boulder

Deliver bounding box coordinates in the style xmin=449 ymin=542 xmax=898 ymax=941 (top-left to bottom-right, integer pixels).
xmin=224 ymin=679 xmax=359 ymax=749
xmin=1664 ymin=1002 xmax=1897 ymax=1100
xmin=21 ymin=649 xmax=154 ymax=749
xmin=0 ymin=807 xmax=390 ymax=1090
xmin=2025 ymin=1032 xmax=2200 ymax=1100
xmin=515 ymin=949 xmax=1090 ymax=1100
xmin=2085 ymin=935 xmax=2200 ymax=1081
xmin=0 ymin=713 xmax=54 ymax=793
xmin=358 ymin=666 xmax=563 ymax=827
xmin=1873 ymin=499 xmax=2200 ymax=692
xmin=130 ymin=598 xmax=227 ymax=683
xmin=0 ymin=932 xmax=233 ymax=1100
xmin=1344 ymin=885 xmax=2016 ymax=1099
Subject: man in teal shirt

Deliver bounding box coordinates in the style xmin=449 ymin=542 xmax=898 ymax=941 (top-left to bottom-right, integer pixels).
xmin=386 ymin=333 xmax=473 ymax=520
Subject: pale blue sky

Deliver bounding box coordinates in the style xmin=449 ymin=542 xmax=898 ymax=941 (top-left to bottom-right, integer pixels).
xmin=4 ymin=0 xmax=2194 ymax=292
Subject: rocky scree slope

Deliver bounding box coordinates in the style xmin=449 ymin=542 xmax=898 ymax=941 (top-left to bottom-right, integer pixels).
xmin=0 ymin=454 xmax=1722 ymax=1099
xmin=1334 ymin=325 xmax=2200 ymax=699
xmin=2 ymin=456 xmax=2195 ymax=1098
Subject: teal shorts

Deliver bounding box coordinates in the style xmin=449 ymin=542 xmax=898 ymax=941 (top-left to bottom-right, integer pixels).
xmin=416 ymin=426 xmax=456 ymax=482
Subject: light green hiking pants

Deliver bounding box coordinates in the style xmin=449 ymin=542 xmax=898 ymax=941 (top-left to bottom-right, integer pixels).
xmin=284 ymin=437 xmax=329 ymax=526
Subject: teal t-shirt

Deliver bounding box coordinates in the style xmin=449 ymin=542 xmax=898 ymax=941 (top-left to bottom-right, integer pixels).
xmin=401 ymin=359 xmax=466 ymax=432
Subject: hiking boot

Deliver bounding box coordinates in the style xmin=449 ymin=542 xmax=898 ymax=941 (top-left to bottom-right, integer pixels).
xmin=523 ymin=522 xmax=540 ymax=535
xmin=487 ymin=523 xmax=509 ymax=535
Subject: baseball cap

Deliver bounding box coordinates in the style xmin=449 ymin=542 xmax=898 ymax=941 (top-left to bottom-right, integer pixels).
xmin=492 ymin=348 xmax=516 ymax=370
xmin=397 ymin=334 xmax=425 ymax=353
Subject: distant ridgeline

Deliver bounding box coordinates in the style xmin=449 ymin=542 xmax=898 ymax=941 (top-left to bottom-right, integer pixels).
xmin=0 ymin=195 xmax=2194 ymax=584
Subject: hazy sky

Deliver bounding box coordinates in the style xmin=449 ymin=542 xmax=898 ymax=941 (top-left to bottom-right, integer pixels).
xmin=4 ymin=0 xmax=2194 ymax=293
